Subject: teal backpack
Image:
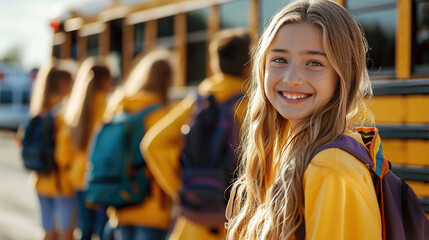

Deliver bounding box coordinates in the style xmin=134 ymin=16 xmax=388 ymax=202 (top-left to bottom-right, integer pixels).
xmin=86 ymin=104 xmax=161 ymax=208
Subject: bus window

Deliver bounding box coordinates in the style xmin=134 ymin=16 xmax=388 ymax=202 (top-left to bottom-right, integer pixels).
xmin=347 ymin=0 xmax=395 ymax=9
xmin=220 ymin=0 xmax=249 ymax=29
xmin=260 ymin=0 xmax=288 ymax=32
xmin=110 ymin=19 xmax=123 ymax=58
xmin=187 ymin=8 xmax=208 ymax=33
xmin=87 ymin=34 xmax=99 ymax=57
xmin=186 ymin=8 xmax=208 ymax=85
xmin=53 ymin=44 xmax=61 ymax=59
xmin=158 ymin=16 xmax=175 ymax=48
xmin=22 ymin=90 xmax=30 ymax=105
xmin=414 ymin=1 xmax=429 ymax=74
xmin=134 ymin=22 xmax=145 ymax=57
xmin=110 ymin=19 xmax=123 ymax=85
xmin=0 ymin=89 xmax=13 ymax=104
xmin=71 ymin=31 xmax=78 ymax=59
xmin=346 ymin=0 xmax=396 ymax=76
xmin=187 ymin=42 xmax=207 ymax=86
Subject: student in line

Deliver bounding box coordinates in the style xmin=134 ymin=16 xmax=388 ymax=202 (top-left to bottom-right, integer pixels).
xmin=141 ymin=29 xmax=251 ymax=240
xmin=225 ymin=0 xmax=382 ymax=239
xmin=29 ymin=60 xmax=77 ymax=240
xmin=104 ymin=48 xmax=174 ymax=240
xmin=63 ymin=58 xmax=113 ymax=240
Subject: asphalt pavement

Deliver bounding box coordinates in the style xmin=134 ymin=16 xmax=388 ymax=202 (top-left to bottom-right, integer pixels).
xmin=0 ymin=129 xmax=42 ymax=240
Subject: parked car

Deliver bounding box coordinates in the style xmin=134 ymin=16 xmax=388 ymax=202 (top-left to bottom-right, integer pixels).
xmin=0 ymin=63 xmax=34 ymax=129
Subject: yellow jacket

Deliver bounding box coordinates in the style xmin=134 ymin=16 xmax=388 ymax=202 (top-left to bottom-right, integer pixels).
xmin=35 ymin=98 xmax=75 ymax=197
xmin=142 ymin=74 xmax=247 ymax=240
xmin=107 ymin=92 xmax=172 ymax=230
xmin=69 ymin=91 xmax=109 ymax=190
xmin=303 ymin=130 xmax=382 ymax=239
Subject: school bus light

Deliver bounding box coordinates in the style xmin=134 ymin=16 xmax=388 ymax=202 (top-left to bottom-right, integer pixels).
xmin=50 ymin=18 xmax=61 ymax=32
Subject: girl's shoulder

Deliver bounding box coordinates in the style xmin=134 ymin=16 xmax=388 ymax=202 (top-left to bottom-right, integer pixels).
xmin=144 ymin=104 xmax=175 ymax=130
xmin=122 ymin=92 xmax=161 ymax=113
xmin=304 ymin=131 xmax=371 ymax=185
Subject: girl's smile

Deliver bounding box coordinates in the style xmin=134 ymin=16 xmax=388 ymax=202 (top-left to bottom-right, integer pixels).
xmin=278 ymin=90 xmax=312 ymax=103
xmin=264 ymin=21 xmax=338 ymax=128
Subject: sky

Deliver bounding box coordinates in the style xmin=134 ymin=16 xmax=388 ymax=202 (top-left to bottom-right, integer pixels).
xmin=0 ymin=0 xmax=74 ymax=70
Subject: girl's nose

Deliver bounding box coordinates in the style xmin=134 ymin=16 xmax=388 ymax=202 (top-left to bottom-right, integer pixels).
xmin=282 ymin=63 xmax=303 ymax=86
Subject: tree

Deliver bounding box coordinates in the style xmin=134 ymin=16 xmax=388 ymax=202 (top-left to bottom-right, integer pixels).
xmin=0 ymin=45 xmax=23 ymax=66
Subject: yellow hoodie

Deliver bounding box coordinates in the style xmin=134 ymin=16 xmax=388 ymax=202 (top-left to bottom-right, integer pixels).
xmin=107 ymin=92 xmax=173 ymax=230
xmin=35 ymin=97 xmax=75 ymax=197
xmin=142 ymin=74 xmax=247 ymax=240
xmin=69 ymin=91 xmax=109 ymax=190
xmin=302 ymin=130 xmax=382 ymax=239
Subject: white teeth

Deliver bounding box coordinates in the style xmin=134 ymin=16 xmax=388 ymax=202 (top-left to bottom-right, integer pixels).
xmin=281 ymin=92 xmax=309 ymax=100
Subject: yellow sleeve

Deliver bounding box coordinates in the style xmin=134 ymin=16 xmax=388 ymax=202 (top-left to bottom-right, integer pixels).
xmin=304 ymin=149 xmax=382 ymax=240
xmin=141 ymin=95 xmax=196 ymax=200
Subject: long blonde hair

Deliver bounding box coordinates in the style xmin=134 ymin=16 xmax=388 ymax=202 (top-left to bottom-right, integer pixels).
xmin=104 ymin=48 xmax=173 ymax=119
xmin=29 ymin=59 xmax=76 ymax=117
xmin=227 ymin=0 xmax=373 ymax=239
xmin=63 ymin=58 xmax=112 ymax=150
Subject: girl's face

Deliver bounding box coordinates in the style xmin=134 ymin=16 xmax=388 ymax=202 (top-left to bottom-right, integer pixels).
xmin=264 ymin=22 xmax=338 ymax=128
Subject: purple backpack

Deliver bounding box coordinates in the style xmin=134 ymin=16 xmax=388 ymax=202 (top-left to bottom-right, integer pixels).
xmin=296 ymin=128 xmax=429 ymax=239
xmin=180 ymin=94 xmax=242 ymax=227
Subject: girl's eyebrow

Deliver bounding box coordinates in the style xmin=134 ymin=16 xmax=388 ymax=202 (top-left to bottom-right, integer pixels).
xmin=270 ymin=48 xmax=327 ymax=57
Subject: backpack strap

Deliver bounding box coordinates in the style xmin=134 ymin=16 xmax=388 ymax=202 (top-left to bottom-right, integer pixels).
xmin=123 ymin=103 xmax=163 ymax=167
xmin=356 ymin=127 xmax=390 ymax=178
xmin=312 ymin=135 xmax=374 ymax=171
xmin=40 ymin=101 xmax=61 ymax=140
xmin=42 ymin=114 xmax=54 ymax=142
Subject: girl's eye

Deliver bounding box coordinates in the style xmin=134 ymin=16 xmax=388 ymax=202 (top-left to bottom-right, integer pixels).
xmin=307 ymin=61 xmax=322 ymax=67
xmin=273 ymin=58 xmax=287 ymax=64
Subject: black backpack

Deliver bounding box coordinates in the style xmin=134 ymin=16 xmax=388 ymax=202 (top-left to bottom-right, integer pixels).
xmin=179 ymin=94 xmax=242 ymax=227
xmin=21 ymin=113 xmax=56 ymax=173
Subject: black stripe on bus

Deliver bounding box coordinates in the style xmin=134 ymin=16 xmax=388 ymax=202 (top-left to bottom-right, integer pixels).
xmin=392 ymin=166 xmax=429 ymax=183
xmin=378 ymin=124 xmax=429 ymax=140
xmin=372 ymin=79 xmax=429 ymax=95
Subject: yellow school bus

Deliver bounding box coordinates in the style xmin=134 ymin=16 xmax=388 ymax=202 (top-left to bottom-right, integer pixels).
xmin=50 ymin=0 xmax=429 ymax=213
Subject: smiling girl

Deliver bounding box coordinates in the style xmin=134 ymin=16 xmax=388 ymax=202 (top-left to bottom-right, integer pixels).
xmin=226 ymin=0 xmax=381 ymax=239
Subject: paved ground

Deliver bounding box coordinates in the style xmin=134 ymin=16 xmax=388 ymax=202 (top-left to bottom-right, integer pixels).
xmin=0 ymin=129 xmax=42 ymax=240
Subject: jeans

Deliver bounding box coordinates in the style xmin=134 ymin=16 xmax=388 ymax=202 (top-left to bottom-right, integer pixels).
xmin=38 ymin=195 xmax=77 ymax=231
